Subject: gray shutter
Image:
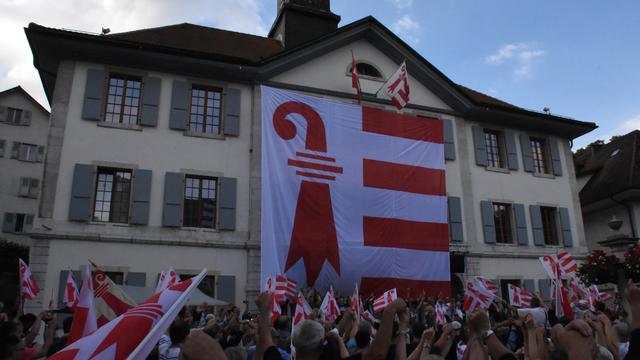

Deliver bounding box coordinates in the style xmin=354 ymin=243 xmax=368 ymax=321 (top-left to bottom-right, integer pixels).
xmin=216 ymin=275 xmax=236 ymax=305
xmin=530 ymin=205 xmax=544 ymax=245
xmin=505 ymin=131 xmax=518 ymax=170
xmin=472 ymin=126 xmax=487 ymax=166
xmin=218 ymin=177 xmax=237 ymax=230
xmin=520 ymin=134 xmax=534 ymax=172
xmin=448 ymin=196 xmax=463 ymax=242
xmin=69 ymin=164 xmax=94 ymax=221
xmin=11 ymin=142 xmax=20 ymax=158
xmin=480 ymin=201 xmax=496 ymax=244
xmin=131 ymin=169 xmax=152 ymax=225
xmin=140 ymin=77 xmax=161 ymax=127
xmin=22 ymin=110 xmax=32 ymax=126
xmin=162 ymin=172 xmax=183 ymax=227
xmin=443 ymin=119 xmax=455 ymax=160
xmin=0 ymin=139 xmax=5 ymax=157
xmin=2 ymin=213 xmax=16 ymax=233
xmin=29 ymin=178 xmax=39 ymax=198
xmin=549 ymin=139 xmax=563 ymax=176
xmin=58 ymin=271 xmax=68 ymax=306
xmin=169 ymin=81 xmax=188 ymax=130
xmin=523 ymin=279 xmax=535 ymax=294
xmin=0 ymin=106 xmax=6 ymax=122
xmin=559 ymin=207 xmax=573 ymax=247
xmin=82 ymin=69 xmax=106 ymax=121
xmin=223 ymin=88 xmax=241 ymax=136
xmin=36 ymin=146 xmax=45 ymax=162
xmin=513 ymin=204 xmax=528 ymax=246
xmin=126 ymin=272 xmax=146 ymax=286
xmin=19 ymin=177 xmax=30 ymax=197
xmin=538 ymin=279 xmax=551 ymax=302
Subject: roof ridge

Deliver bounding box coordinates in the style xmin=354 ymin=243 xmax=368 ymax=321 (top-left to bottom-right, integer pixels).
xmin=109 ymin=22 xmax=278 ymax=43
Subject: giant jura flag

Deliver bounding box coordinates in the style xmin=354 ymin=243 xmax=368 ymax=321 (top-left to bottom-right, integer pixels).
xmin=261 ymin=86 xmax=449 ymax=298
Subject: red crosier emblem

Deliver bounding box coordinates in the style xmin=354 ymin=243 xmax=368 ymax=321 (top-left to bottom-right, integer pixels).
xmin=272 ymin=101 xmax=342 ymax=286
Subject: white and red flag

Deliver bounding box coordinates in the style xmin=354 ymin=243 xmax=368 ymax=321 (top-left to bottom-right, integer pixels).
xmin=553 ymin=279 xmax=574 ymax=318
xmin=435 ymin=302 xmax=447 ymax=325
xmin=568 ymin=278 xmax=588 ymax=305
xmin=373 ymin=288 xmax=397 ymax=313
xmin=381 ymin=60 xmax=410 ymax=110
xmin=67 ymin=266 xmax=98 ymax=345
xmin=463 ymin=280 xmax=494 ymax=313
xmin=293 ymin=293 xmax=312 ymax=327
xmin=321 ymin=289 xmax=341 ymax=322
xmin=350 ymin=283 xmax=363 ymax=319
xmin=63 ymin=271 xmax=80 ymax=308
xmin=475 ymin=277 xmax=498 ymax=297
xmin=351 ymin=50 xmax=362 ymax=102
xmin=540 ymin=252 xmax=577 ymax=279
xmin=589 ymin=285 xmax=611 ymax=304
xmin=92 ymin=269 xmax=137 ymax=327
xmin=557 ymin=251 xmax=577 ymax=275
xmin=155 ymin=267 xmax=178 ymax=293
xmin=50 ymin=270 xmax=207 ymax=360
xmin=261 ymin=86 xmax=449 ymax=298
xmin=540 ymin=255 xmax=560 ymax=279
xmin=18 ymin=258 xmax=40 ymax=300
xmin=508 ymin=284 xmax=532 ymax=308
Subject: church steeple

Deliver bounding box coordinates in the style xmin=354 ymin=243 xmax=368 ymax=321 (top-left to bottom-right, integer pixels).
xmin=269 ymin=0 xmax=341 ymax=48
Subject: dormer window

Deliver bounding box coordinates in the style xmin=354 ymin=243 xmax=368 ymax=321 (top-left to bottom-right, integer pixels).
xmin=347 ymin=61 xmax=384 ymax=80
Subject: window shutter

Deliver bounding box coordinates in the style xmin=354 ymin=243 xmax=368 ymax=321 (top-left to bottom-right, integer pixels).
xmin=538 ymin=279 xmax=551 ymax=301
xmin=126 ymin=272 xmax=146 ymax=286
xmin=69 ymin=164 xmax=94 ymax=221
xmin=443 ymin=119 xmax=456 ymax=160
xmin=559 ymin=207 xmax=573 ymax=247
xmin=11 ymin=142 xmax=20 ymax=158
xmin=530 ymin=205 xmax=545 ymax=245
xmin=58 ymin=271 xmax=68 ymax=306
xmin=216 ymin=275 xmax=236 ymax=305
xmin=448 ymin=196 xmax=463 ymax=242
xmin=140 ymin=77 xmax=161 ymax=127
xmin=25 ymin=215 xmax=33 ymax=226
xmin=218 ymin=177 xmax=237 ymax=230
xmin=29 ymin=178 xmax=39 ymax=198
xmin=0 ymin=139 xmax=5 ymax=157
xmin=513 ymin=204 xmax=529 ymax=246
xmin=169 ymin=81 xmax=188 ymax=130
xmin=523 ymin=279 xmax=535 ymax=293
xmin=223 ymin=88 xmax=241 ymax=136
xmin=2 ymin=213 xmax=16 ymax=233
xmin=18 ymin=144 xmax=28 ymax=161
xmin=472 ymin=126 xmax=487 ymax=166
xmin=549 ymin=139 xmax=563 ymax=176
xmin=36 ymin=146 xmax=45 ymax=162
xmin=82 ymin=69 xmax=106 ymax=121
xmin=0 ymin=106 xmax=6 ymax=122
xmin=520 ymin=134 xmax=534 ymax=172
xmin=505 ymin=131 xmax=519 ymax=170
xmin=131 ymin=169 xmax=152 ymax=225
xmin=480 ymin=201 xmax=496 ymax=244
xmin=19 ymin=177 xmax=30 ymax=197
xmin=22 ymin=110 xmax=32 ymax=126
xmin=162 ymin=172 xmax=183 ymax=227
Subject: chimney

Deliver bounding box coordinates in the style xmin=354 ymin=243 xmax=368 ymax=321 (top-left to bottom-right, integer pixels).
xmin=269 ymin=0 xmax=341 ymax=48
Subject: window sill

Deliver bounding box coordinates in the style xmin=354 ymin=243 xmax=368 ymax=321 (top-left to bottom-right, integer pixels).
xmin=493 ymin=242 xmax=518 ymax=246
xmin=344 ymin=73 xmax=385 ymax=83
xmin=11 ymin=158 xmax=40 ymax=163
xmin=18 ymin=195 xmax=38 ymax=199
xmin=184 ymin=131 xmax=225 ymax=140
xmin=533 ymin=172 xmax=555 ymax=179
xmin=180 ymin=226 xmax=219 ymax=232
xmin=87 ymin=221 xmax=130 ymax=227
xmin=97 ymin=122 xmax=142 ymax=132
xmin=485 ymin=166 xmax=510 ymax=174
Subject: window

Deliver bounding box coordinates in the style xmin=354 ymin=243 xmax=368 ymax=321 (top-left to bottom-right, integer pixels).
xmin=484 ymin=130 xmax=506 ymax=168
xmin=540 ymin=206 xmax=559 ymax=245
xmin=6 ymin=108 xmax=22 ymax=125
xmin=189 ymin=86 xmax=222 ymax=134
xmin=352 ymin=62 xmax=383 ymax=79
xmin=18 ymin=143 xmax=38 ymax=162
xmin=2 ymin=213 xmax=33 ymax=233
xmin=183 ymin=175 xmax=218 ymax=228
xmin=179 ymin=274 xmax=216 ymax=297
xmin=500 ymin=279 xmax=521 ymax=301
xmin=18 ymin=177 xmax=39 ymax=198
xmin=530 ymin=137 xmax=550 ymax=174
xmin=493 ymin=203 xmax=514 ymax=244
xmin=105 ymin=74 xmax=142 ymax=125
xmin=0 ymin=139 xmax=5 ymax=157
xmin=93 ymin=167 xmax=132 ymax=223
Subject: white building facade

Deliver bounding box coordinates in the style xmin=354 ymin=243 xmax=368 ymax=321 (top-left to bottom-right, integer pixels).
xmin=23 ymin=0 xmax=596 ymax=312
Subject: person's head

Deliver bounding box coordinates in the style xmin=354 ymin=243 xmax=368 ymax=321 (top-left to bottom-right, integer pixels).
xmin=169 ymin=319 xmax=190 ymax=345
xmin=613 ymin=322 xmax=630 ymax=343
xmin=223 ymin=346 xmax=246 ymax=360
xmin=292 ymin=320 xmax=324 ymax=359
xmin=179 ymin=307 xmax=193 ymax=326
xmin=0 ymin=321 xmax=23 ymax=360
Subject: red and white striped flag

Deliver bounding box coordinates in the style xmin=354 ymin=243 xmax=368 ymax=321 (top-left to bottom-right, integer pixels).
xmin=508 ymin=284 xmax=532 ymax=308
xmin=382 ymin=60 xmax=410 ymax=110
xmin=284 ymin=276 xmax=297 ymax=299
xmin=91 ymin=269 xmax=137 ymax=327
xmin=270 ymin=295 xmax=282 ymax=325
xmin=463 ymin=281 xmax=494 ymax=313
xmin=589 ymin=285 xmax=611 ymax=304
xmin=540 ymin=255 xmax=560 ymax=279
xmin=63 ymin=271 xmax=80 ymax=308
xmin=18 ymin=258 xmax=40 ymax=300
xmin=475 ymin=277 xmax=498 ymax=297
xmin=293 ymin=293 xmax=312 ymax=327
xmin=362 ymin=310 xmax=377 ymax=323
xmin=321 ymin=289 xmax=341 ymax=322
xmin=557 ymin=251 xmax=577 ymax=275
xmin=351 ymin=50 xmax=362 ymax=102
xmin=373 ymin=288 xmax=397 ymax=313
xmin=67 ymin=266 xmax=98 ymax=345
xmin=50 ymin=270 xmax=207 ymax=360
xmin=155 ymin=267 xmax=178 ymax=293
xmin=350 ymin=283 xmax=363 ymax=319
xmin=553 ymin=279 xmax=573 ymax=318
xmin=435 ymin=302 xmax=447 ymax=325
xmin=568 ymin=278 xmax=588 ymax=305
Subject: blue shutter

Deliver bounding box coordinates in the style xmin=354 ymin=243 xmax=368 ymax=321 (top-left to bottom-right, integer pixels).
xmin=218 ymin=177 xmax=237 ymax=230
xmin=82 ymin=69 xmax=106 ymax=121
xmin=448 ymin=196 xmax=463 ymax=242
xmin=223 ymin=88 xmax=241 ymax=136
xmin=0 ymin=106 xmax=6 ymax=122
xmin=559 ymin=207 xmax=573 ymax=247
xmin=2 ymin=213 xmax=16 ymax=233
xmin=126 ymin=272 xmax=146 ymax=286
xmin=549 ymin=139 xmax=563 ymax=176
xmin=513 ymin=204 xmax=528 ymax=246
xmin=538 ymin=279 xmax=551 ymax=301
xmin=443 ymin=119 xmax=455 ymax=160
xmin=530 ymin=205 xmax=545 ymax=246
xmin=472 ymin=126 xmax=487 ymax=166
xmin=69 ymin=164 xmax=94 ymax=221
xmin=520 ymin=134 xmax=534 ymax=172
xmin=162 ymin=172 xmax=183 ymax=227
xmin=481 ymin=201 xmax=496 ymax=244
xmin=505 ymin=131 xmax=519 ymax=170
xmin=131 ymin=169 xmax=152 ymax=225
xmin=140 ymin=77 xmax=161 ymax=127
xmin=216 ymin=275 xmax=235 ymax=305
xmin=169 ymin=81 xmax=188 ymax=130
xmin=523 ymin=279 xmax=535 ymax=294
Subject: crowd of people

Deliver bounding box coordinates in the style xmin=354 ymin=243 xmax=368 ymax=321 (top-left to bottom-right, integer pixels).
xmin=1 ymin=280 xmax=640 ymax=360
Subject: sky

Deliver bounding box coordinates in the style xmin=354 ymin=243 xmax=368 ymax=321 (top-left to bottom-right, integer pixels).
xmin=1 ymin=0 xmax=638 ymax=149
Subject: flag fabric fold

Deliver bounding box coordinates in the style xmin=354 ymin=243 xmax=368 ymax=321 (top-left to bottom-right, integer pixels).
xmin=382 ymin=60 xmax=410 ymax=110
xmin=351 ymin=50 xmax=362 ymax=102
xmin=155 ymin=267 xmax=178 ymax=293
xmin=435 ymin=302 xmax=447 ymax=325
xmin=373 ymin=288 xmax=397 ymax=313
xmin=63 ymin=271 xmax=80 ymax=308
xmin=92 ymin=269 xmax=137 ymax=326
xmin=475 ymin=277 xmax=498 ymax=297
xmin=463 ymin=280 xmax=494 ymax=313
xmin=507 ymin=284 xmax=532 ymax=308
xmin=321 ymin=289 xmax=341 ymax=322
xmin=18 ymin=258 xmax=40 ymax=300
xmin=67 ymin=266 xmax=98 ymax=345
